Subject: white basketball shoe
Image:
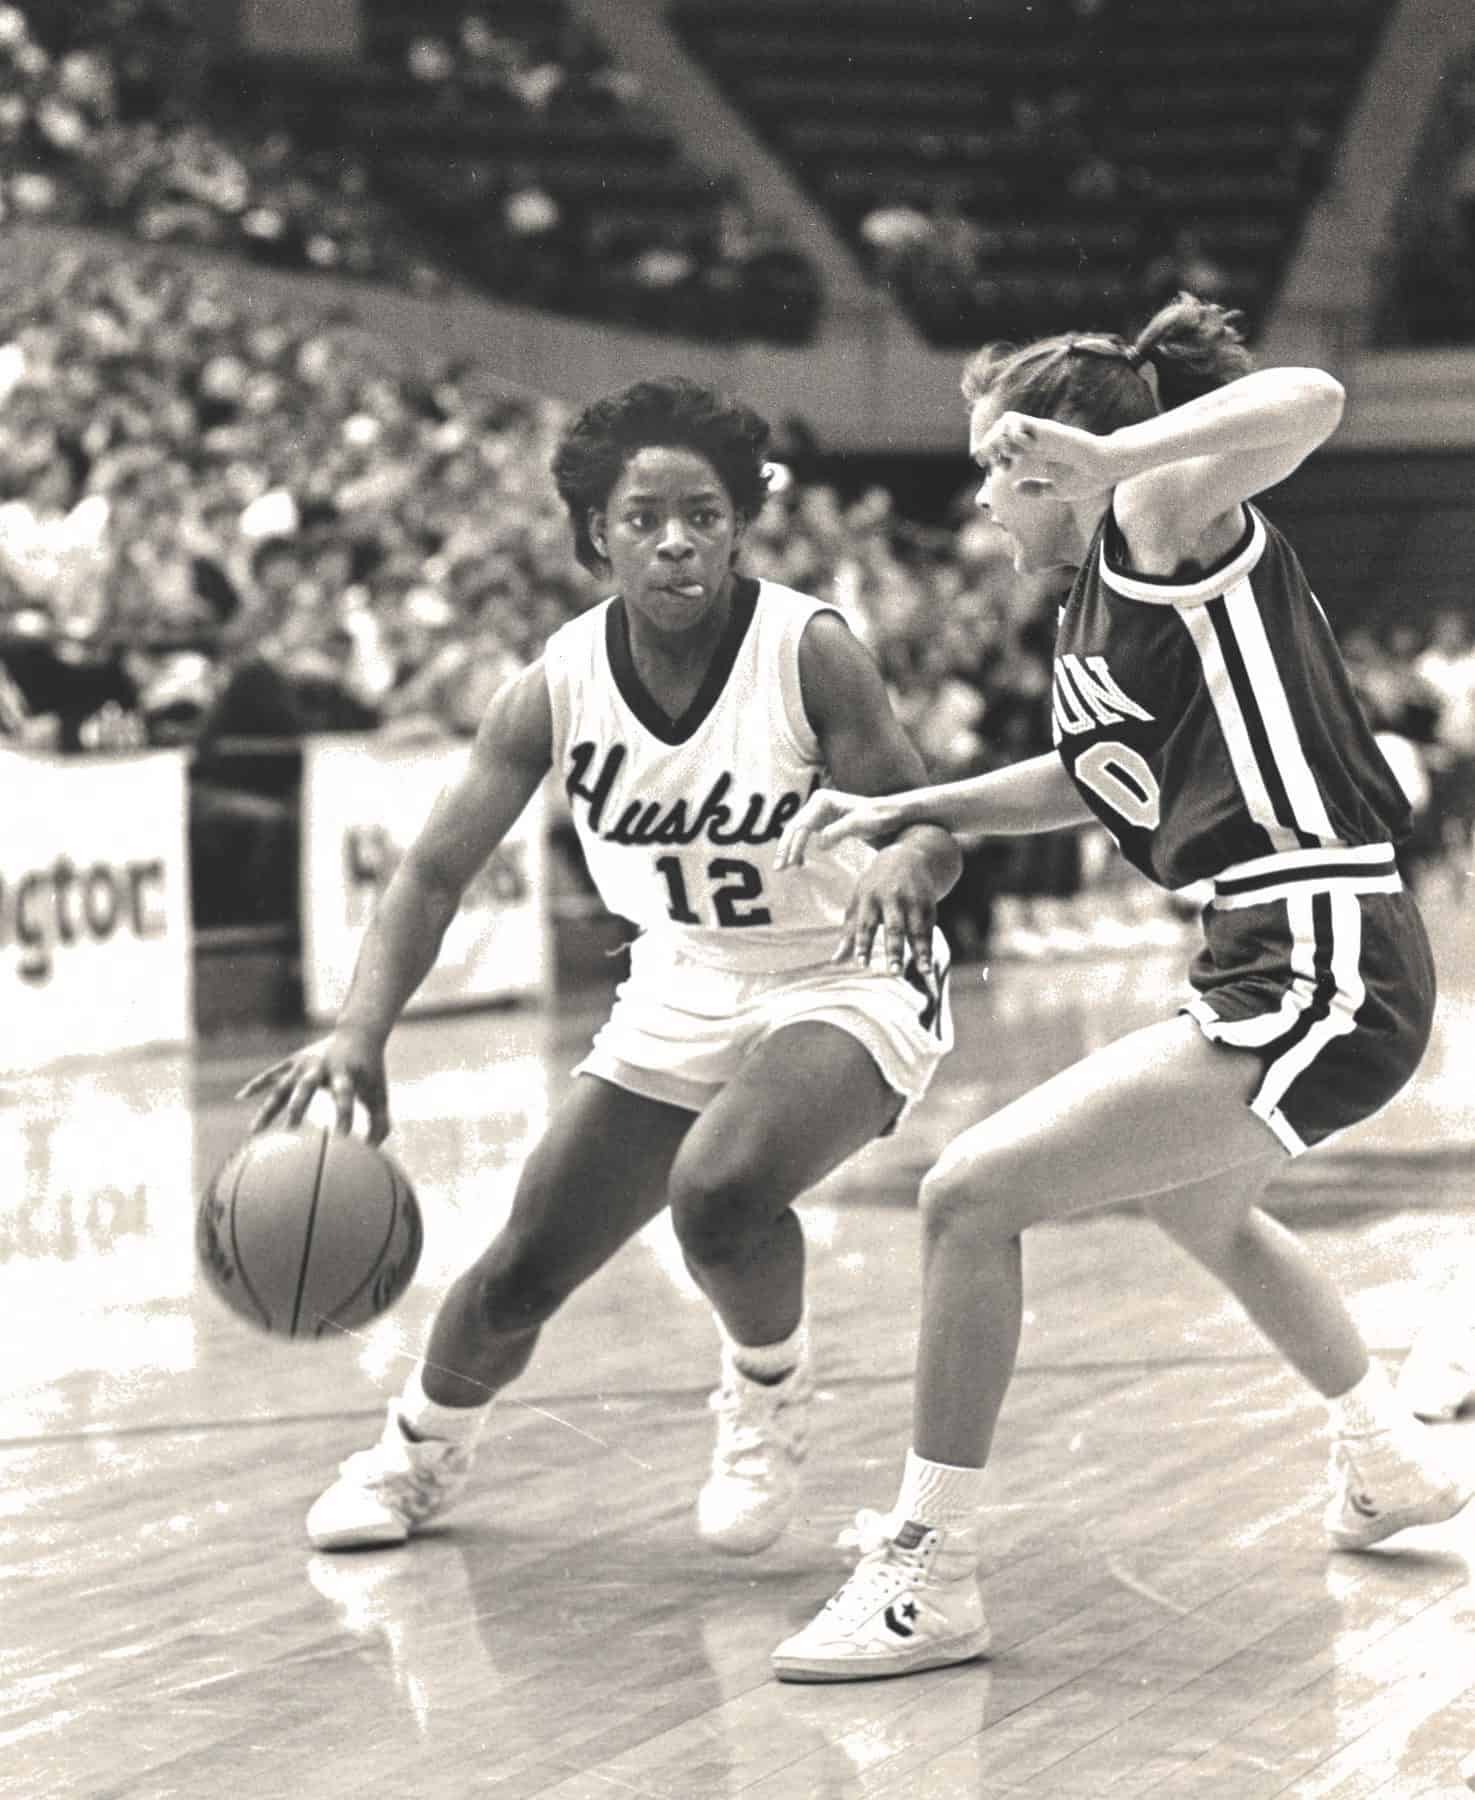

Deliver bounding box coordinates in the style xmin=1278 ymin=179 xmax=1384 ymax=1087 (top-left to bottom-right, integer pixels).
xmin=771 ymin=1509 xmax=990 ymax=1682
xmin=1324 ymin=1421 xmax=1475 ymax=1551
xmin=696 ymin=1341 xmax=811 ymax=1555
xmin=307 ymin=1401 xmax=478 ymax=1550
xmin=1396 ymin=1323 xmax=1475 ymax=1423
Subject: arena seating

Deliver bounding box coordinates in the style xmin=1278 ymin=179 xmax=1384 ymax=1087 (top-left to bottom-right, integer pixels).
xmin=672 ymin=0 xmax=1397 ymax=343
xmin=0 ymin=0 xmax=821 ymax=342
xmin=223 ymin=0 xmax=820 ymax=341
xmin=1373 ymin=37 xmax=1475 ymax=347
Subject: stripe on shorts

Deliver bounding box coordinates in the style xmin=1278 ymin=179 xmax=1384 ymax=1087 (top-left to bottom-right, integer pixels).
xmin=1185 ymin=888 xmax=1324 ymax=1052
xmin=1249 ymin=887 xmax=1365 ymax=1152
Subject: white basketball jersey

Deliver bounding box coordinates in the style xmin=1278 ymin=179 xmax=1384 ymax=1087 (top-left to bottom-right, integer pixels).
xmin=544 ymin=575 xmax=871 ymax=971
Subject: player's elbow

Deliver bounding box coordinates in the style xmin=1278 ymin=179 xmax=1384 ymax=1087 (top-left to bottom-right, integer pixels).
xmin=1288 ymin=368 xmax=1346 ymax=443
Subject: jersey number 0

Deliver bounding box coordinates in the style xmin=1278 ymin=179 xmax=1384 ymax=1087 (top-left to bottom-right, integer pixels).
xmin=1073 ymin=740 xmax=1162 ymax=830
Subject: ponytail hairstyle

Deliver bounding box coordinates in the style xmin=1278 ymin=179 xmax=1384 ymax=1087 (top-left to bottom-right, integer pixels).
xmin=959 ymin=292 xmax=1254 ymax=431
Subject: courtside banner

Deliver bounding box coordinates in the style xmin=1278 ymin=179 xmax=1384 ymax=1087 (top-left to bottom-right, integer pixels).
xmin=300 ymin=734 xmax=550 ymax=1022
xmin=0 ymin=749 xmax=194 ymax=1071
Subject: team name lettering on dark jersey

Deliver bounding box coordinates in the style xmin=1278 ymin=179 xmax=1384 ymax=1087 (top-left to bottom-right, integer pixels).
xmin=1051 ymin=653 xmax=1156 ymax=740
xmin=565 ymin=741 xmax=807 ymax=848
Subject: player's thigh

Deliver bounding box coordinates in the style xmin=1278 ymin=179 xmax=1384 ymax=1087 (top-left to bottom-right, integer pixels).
xmin=1140 ymin=1158 xmax=1282 ymax=1266
xmin=672 ymin=1021 xmax=901 ymax=1213
xmin=501 ymin=1074 xmax=694 ymax=1287
xmin=925 ymin=1015 xmax=1280 ymax=1236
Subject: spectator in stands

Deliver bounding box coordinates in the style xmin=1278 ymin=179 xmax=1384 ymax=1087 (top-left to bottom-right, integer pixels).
xmin=0 ymin=628 xmax=141 ymax=752
xmin=860 ymin=193 xmax=934 ymax=268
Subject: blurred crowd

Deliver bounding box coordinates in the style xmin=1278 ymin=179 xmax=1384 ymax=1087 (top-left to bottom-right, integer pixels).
xmin=0 ymin=0 xmax=820 ymax=343
xmin=0 ymin=243 xmax=1063 ymax=942
xmin=5 ymin=245 xmax=1470 ymax=955
xmin=0 ymin=250 xmax=591 ymax=747
xmin=0 ymin=0 xmax=447 ymax=291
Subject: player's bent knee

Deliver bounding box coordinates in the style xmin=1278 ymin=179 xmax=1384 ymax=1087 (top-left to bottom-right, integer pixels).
xmin=918 ymin=1157 xmax=1035 ymax=1245
xmin=917 ymin=1164 xmax=979 ymax=1240
xmin=669 ymin=1175 xmax=768 ymax=1269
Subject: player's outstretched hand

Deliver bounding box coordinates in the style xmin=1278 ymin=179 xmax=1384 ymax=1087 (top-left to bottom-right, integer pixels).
xmin=236 ymin=1027 xmax=392 ymax=1144
xmin=837 ymin=841 xmax=938 ymax=977
xmin=774 ymin=789 xmax=910 ymax=871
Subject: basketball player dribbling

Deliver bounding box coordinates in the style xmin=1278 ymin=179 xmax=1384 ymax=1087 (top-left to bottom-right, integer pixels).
xmin=241 ymin=378 xmax=961 ymax=1557
xmin=768 ymin=294 xmax=1473 ymax=1682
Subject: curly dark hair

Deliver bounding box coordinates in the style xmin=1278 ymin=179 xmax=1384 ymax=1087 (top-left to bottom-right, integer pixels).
xmin=550 ymin=377 xmax=772 ymax=573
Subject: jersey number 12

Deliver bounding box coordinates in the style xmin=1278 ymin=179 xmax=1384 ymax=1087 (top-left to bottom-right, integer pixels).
xmin=656 ymin=855 xmax=771 ymax=927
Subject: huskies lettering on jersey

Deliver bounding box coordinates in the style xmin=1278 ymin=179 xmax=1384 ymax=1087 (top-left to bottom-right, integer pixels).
xmin=1051 ymin=652 xmax=1155 ymax=741
xmin=565 ymin=741 xmax=807 ymax=848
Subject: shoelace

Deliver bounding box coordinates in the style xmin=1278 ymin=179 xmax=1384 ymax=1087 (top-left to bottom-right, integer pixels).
xmin=836 ymin=1506 xmax=901 ymax=1560
xmin=707 ymin=1382 xmax=804 ymax=1472
xmin=819 ymin=1511 xmax=926 ymax=1626
xmin=340 ymin=1433 xmax=463 ymax=1511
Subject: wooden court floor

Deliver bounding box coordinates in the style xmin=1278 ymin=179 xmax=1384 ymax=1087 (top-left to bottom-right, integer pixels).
xmin=4 ymin=894 xmax=1475 ymax=1799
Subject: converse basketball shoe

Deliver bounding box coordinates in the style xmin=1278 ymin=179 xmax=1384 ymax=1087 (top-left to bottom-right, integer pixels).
xmin=1396 ymin=1323 xmax=1475 ymax=1424
xmin=1325 ymin=1421 xmax=1475 ymax=1551
xmin=771 ymin=1509 xmax=990 ymax=1682
xmin=306 ymin=1402 xmax=477 ymax=1550
xmin=696 ymin=1342 xmax=811 ymax=1555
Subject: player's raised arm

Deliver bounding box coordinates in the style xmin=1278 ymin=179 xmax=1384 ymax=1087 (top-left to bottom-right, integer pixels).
xmin=979 ymin=366 xmax=1344 ymax=571
xmin=238 ymin=659 xmax=554 ymax=1141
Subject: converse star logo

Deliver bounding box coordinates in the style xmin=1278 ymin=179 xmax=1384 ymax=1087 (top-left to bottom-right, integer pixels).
xmin=884 ymin=1598 xmax=919 ymax=1638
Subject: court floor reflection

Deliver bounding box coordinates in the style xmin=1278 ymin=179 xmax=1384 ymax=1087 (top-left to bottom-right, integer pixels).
xmin=4 ymin=893 xmax=1475 ymax=1796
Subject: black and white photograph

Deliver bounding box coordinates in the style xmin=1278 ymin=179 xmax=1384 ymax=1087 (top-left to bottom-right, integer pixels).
xmin=4 ymin=1 xmax=1475 ymax=1794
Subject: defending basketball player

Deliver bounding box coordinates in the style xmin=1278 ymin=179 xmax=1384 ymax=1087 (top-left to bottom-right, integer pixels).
xmin=239 ymin=378 xmax=961 ymax=1557
xmin=768 ymin=294 xmax=1472 ymax=1682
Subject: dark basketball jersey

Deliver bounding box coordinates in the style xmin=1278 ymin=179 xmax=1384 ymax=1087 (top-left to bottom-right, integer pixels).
xmin=1051 ymin=504 xmax=1411 ymax=889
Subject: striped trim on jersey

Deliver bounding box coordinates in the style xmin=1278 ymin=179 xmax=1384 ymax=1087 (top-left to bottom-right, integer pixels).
xmin=1097 ymin=506 xmax=1267 ymax=607
xmin=1181 ymin=584 xmax=1339 ymax=852
xmin=1099 ymin=506 xmax=1341 ymax=857
xmin=1210 ymin=842 xmax=1402 ymax=911
xmin=1184 ymin=887 xmax=1366 ymax=1155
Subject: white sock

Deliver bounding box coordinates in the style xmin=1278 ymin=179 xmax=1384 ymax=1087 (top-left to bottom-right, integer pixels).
xmin=398 ymin=1365 xmax=493 ymax=1444
xmin=895 ymin=1448 xmax=987 ymax=1528
xmin=721 ymin=1315 xmax=807 ymax=1385
xmin=1329 ymin=1359 xmax=1404 ymax=1438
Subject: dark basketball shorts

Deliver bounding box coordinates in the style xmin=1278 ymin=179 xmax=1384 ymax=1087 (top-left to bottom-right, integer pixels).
xmin=1181 ymin=843 xmax=1436 ymax=1156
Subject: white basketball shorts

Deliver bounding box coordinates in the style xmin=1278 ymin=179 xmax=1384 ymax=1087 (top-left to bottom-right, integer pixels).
xmin=575 ymin=929 xmax=953 ymax=1123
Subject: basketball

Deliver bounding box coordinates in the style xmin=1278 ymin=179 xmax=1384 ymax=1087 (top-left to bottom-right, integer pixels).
xmin=196 ymin=1128 xmax=423 ymax=1339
